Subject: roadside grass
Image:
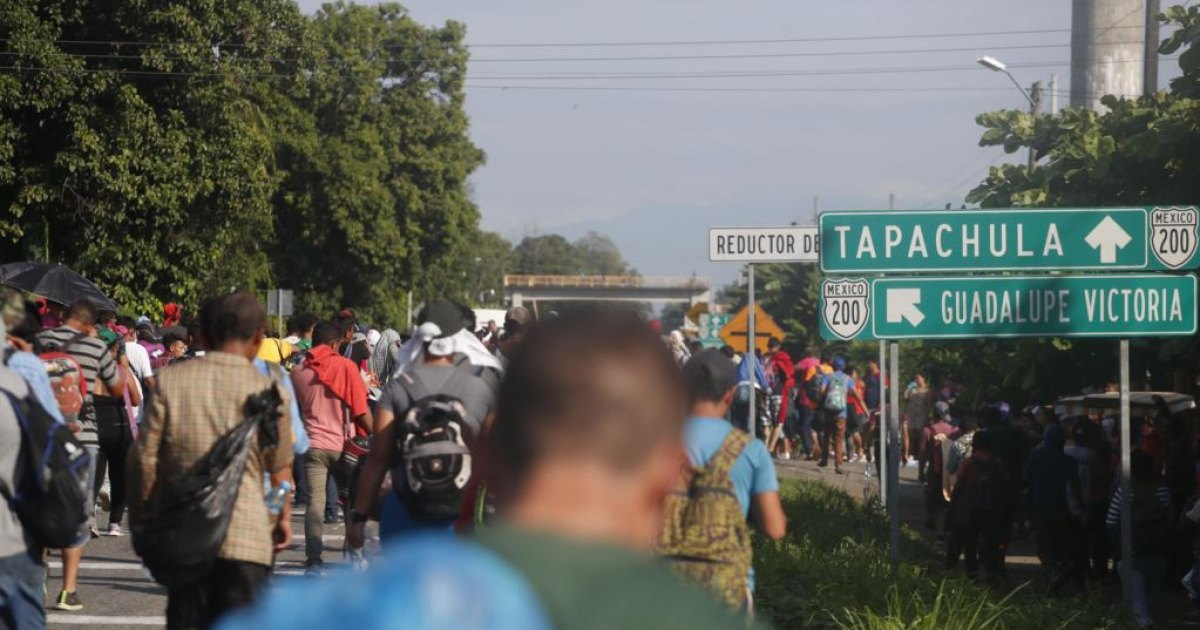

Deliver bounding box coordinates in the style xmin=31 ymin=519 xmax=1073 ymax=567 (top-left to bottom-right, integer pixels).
xmin=754 ymin=479 xmax=1132 ymax=630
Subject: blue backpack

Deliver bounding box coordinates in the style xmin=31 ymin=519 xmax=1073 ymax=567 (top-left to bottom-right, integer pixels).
xmin=0 ymin=387 xmax=92 ymax=548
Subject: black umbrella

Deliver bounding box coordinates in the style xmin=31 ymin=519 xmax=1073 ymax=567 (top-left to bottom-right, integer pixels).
xmin=1 ymin=262 xmax=117 ymax=312
xmin=0 ymin=261 xmax=41 ymax=282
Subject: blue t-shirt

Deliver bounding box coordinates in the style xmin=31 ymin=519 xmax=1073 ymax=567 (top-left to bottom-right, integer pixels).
xmin=218 ymin=535 xmax=551 ymax=630
xmin=5 ymin=350 xmax=64 ymax=423
xmin=682 ymin=417 xmax=779 ymax=516
xmin=820 ymin=371 xmax=856 ymax=414
xmin=253 ymin=358 xmax=309 ymax=455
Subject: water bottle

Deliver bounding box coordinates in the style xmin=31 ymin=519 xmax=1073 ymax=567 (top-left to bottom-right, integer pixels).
xmin=265 ymin=481 xmax=293 ymax=515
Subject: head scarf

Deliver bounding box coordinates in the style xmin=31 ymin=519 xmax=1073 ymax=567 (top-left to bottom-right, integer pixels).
xmin=393 ymin=324 xmax=502 ymax=376
xmin=368 ymin=329 xmax=404 ymax=382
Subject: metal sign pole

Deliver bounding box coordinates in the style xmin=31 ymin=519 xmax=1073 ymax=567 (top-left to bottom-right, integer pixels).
xmin=878 ymin=340 xmax=888 ymax=504
xmin=277 ymin=288 xmax=284 ymax=339
xmin=888 ymin=341 xmax=901 ymax=571
xmin=1119 ymin=339 xmax=1133 ymax=605
xmin=747 ymin=264 xmax=756 ymax=430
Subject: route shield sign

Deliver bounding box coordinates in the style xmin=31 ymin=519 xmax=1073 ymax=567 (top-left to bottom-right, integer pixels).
xmin=819 ymin=274 xmax=1197 ymax=341
xmin=819 ymin=207 xmax=1200 ymax=274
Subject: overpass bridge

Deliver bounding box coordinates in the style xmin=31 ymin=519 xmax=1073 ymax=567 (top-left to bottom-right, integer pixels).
xmin=504 ymin=275 xmax=711 ymax=308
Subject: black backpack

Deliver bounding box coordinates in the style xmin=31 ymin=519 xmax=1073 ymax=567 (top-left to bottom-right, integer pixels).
xmin=392 ymin=370 xmax=475 ymax=522
xmin=132 ymin=385 xmax=283 ymax=588
xmin=0 ymin=387 xmax=92 ymax=548
xmin=966 ymin=456 xmax=1008 ymax=520
xmin=803 ymin=370 xmax=824 ymax=405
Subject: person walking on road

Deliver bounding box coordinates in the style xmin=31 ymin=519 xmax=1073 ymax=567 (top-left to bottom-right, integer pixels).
xmin=1026 ymin=422 xmax=1085 ymax=594
xmin=946 ymin=431 xmax=1013 ymax=584
xmin=290 ymin=322 xmax=373 ymax=575
xmin=0 ymin=316 xmax=46 ymax=630
xmin=135 ymin=292 xmax=295 ymax=629
xmin=901 ymin=373 xmax=931 ymax=467
xmin=37 ymin=300 xmax=126 ymax=612
xmin=818 ymin=358 xmax=858 ymax=475
xmin=349 ymin=300 xmax=496 ymax=544
xmin=918 ymin=402 xmax=955 ymax=535
xmin=660 ymin=349 xmax=786 ymax=612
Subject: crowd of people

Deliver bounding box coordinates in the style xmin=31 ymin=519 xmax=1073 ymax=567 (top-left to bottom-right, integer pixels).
xmin=0 ymin=290 xmax=801 ymax=630
xmin=717 ymin=330 xmax=1200 ymax=630
xmin=5 ymin=288 xmax=1200 ymax=629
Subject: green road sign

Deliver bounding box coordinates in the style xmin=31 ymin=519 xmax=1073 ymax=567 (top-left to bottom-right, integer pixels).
xmin=698 ymin=313 xmax=731 ymax=348
xmin=819 ymin=207 xmax=1200 ymax=274
xmin=820 ymin=274 xmax=1197 ymax=341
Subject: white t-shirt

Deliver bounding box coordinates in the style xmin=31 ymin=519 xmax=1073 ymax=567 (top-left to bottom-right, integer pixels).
xmin=125 ymin=341 xmax=153 ymax=418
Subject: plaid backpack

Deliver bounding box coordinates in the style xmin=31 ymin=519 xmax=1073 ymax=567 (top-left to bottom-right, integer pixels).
xmin=656 ymin=429 xmax=752 ymax=610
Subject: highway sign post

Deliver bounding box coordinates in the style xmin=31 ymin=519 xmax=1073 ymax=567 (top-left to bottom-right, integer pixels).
xmin=709 ymin=225 xmax=819 ymax=426
xmin=819 ymin=207 xmax=1199 ymax=274
xmin=820 ymin=274 xmax=1197 ymax=341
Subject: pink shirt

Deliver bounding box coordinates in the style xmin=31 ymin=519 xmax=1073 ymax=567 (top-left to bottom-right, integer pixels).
xmin=290 ymin=365 xmax=348 ymax=453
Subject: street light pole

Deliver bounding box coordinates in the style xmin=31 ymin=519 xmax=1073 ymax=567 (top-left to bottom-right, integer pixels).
xmin=977 ymin=56 xmax=1041 ymax=171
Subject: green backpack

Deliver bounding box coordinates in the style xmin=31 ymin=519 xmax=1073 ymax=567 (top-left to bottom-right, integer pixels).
xmin=656 ymin=429 xmax=752 ymax=610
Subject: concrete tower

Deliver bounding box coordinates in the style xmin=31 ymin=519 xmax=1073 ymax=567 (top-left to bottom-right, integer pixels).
xmin=1071 ymin=0 xmax=1156 ymax=109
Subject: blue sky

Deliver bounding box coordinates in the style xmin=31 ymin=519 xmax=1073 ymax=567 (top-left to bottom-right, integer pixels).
xmin=297 ymin=0 xmax=1172 ymax=286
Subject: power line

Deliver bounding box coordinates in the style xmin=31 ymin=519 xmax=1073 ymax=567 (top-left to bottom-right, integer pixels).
xmin=0 ymin=26 xmax=1142 ymax=51
xmin=0 ymin=42 xmax=1096 ymax=66
xmin=464 ymin=84 xmax=1023 ymax=94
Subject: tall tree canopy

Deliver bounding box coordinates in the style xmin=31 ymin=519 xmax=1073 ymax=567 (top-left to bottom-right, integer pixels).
xmin=0 ymin=0 xmax=485 ymax=323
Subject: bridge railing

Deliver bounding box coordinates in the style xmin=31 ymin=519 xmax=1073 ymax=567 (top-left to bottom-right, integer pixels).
xmin=503 ymin=274 xmax=709 ymax=290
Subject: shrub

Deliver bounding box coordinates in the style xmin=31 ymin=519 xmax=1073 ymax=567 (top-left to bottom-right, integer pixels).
xmin=753 ymin=479 xmax=1131 ymax=630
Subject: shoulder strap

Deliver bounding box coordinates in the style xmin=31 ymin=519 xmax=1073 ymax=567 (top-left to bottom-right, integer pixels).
xmin=397 ymin=371 xmax=431 ymax=404
xmin=0 ymin=390 xmax=29 ymax=503
xmin=704 ymin=429 xmax=751 ymax=479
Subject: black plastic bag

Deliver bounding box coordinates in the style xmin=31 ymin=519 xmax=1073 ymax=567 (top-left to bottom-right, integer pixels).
xmin=132 ymin=385 xmax=282 ymax=588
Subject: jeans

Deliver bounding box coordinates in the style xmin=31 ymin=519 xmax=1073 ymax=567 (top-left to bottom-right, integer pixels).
xmin=797 ymin=406 xmax=815 ymax=456
xmin=72 ymin=444 xmax=101 ymax=547
xmin=304 ymin=449 xmax=347 ymax=564
xmin=166 ymin=559 xmax=269 ymax=630
xmin=378 ymin=492 xmax=456 ymax=543
xmin=1118 ymin=557 xmax=1167 ymax=628
xmin=0 ymin=550 xmax=44 ymax=630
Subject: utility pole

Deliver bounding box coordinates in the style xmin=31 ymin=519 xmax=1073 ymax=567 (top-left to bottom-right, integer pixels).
xmin=1144 ymin=0 xmax=1160 ymax=97
xmin=1028 ymin=81 xmax=1043 ymax=171
xmin=1049 ymin=73 xmax=1059 ymax=114
xmin=811 ymin=195 xmax=820 ymax=224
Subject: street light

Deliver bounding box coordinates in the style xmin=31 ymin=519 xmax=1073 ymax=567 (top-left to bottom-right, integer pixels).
xmin=977 ymin=55 xmax=1042 ymax=169
xmin=976 ymin=56 xmax=1035 ymax=107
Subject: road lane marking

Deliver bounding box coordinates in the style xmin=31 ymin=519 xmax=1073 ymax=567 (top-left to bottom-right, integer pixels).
xmin=47 ymin=614 xmax=164 ymax=625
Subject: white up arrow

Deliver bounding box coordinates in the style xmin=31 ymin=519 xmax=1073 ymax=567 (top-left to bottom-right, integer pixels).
xmin=886 ymin=288 xmax=924 ymax=327
xmin=1084 ymin=215 xmax=1133 ymax=264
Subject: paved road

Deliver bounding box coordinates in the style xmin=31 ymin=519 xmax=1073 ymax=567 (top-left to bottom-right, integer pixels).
xmin=43 ymin=505 xmax=366 ymax=628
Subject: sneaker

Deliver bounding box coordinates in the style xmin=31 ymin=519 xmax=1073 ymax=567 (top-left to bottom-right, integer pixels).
xmin=53 ymin=590 xmax=83 ymax=611
xmin=905 ymin=460 xmax=919 ymax=468
xmin=89 ymin=526 xmax=100 ymax=539
xmin=103 ymin=523 xmax=126 ymax=537
xmin=304 ymin=561 xmax=325 ymax=577
xmin=97 ymin=488 xmax=111 ymax=513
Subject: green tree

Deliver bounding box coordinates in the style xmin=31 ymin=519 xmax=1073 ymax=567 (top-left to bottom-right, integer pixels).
xmin=0 ymin=0 xmax=309 ymax=314
xmin=574 ymin=231 xmax=633 ymax=275
xmin=272 ymin=2 xmax=483 ymax=325
xmin=510 ymin=234 xmax=580 ymax=275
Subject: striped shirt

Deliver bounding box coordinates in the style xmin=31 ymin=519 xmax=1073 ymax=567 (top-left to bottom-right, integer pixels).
xmin=139 ymin=351 xmax=294 ymax=567
xmin=1105 ymin=485 xmax=1173 ymax=527
xmin=36 ymin=325 xmax=120 ymax=444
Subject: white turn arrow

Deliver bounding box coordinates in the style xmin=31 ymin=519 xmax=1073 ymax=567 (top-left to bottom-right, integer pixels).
xmin=1084 ymin=215 xmax=1133 ymax=264
xmin=886 ymin=288 xmax=924 ymax=327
